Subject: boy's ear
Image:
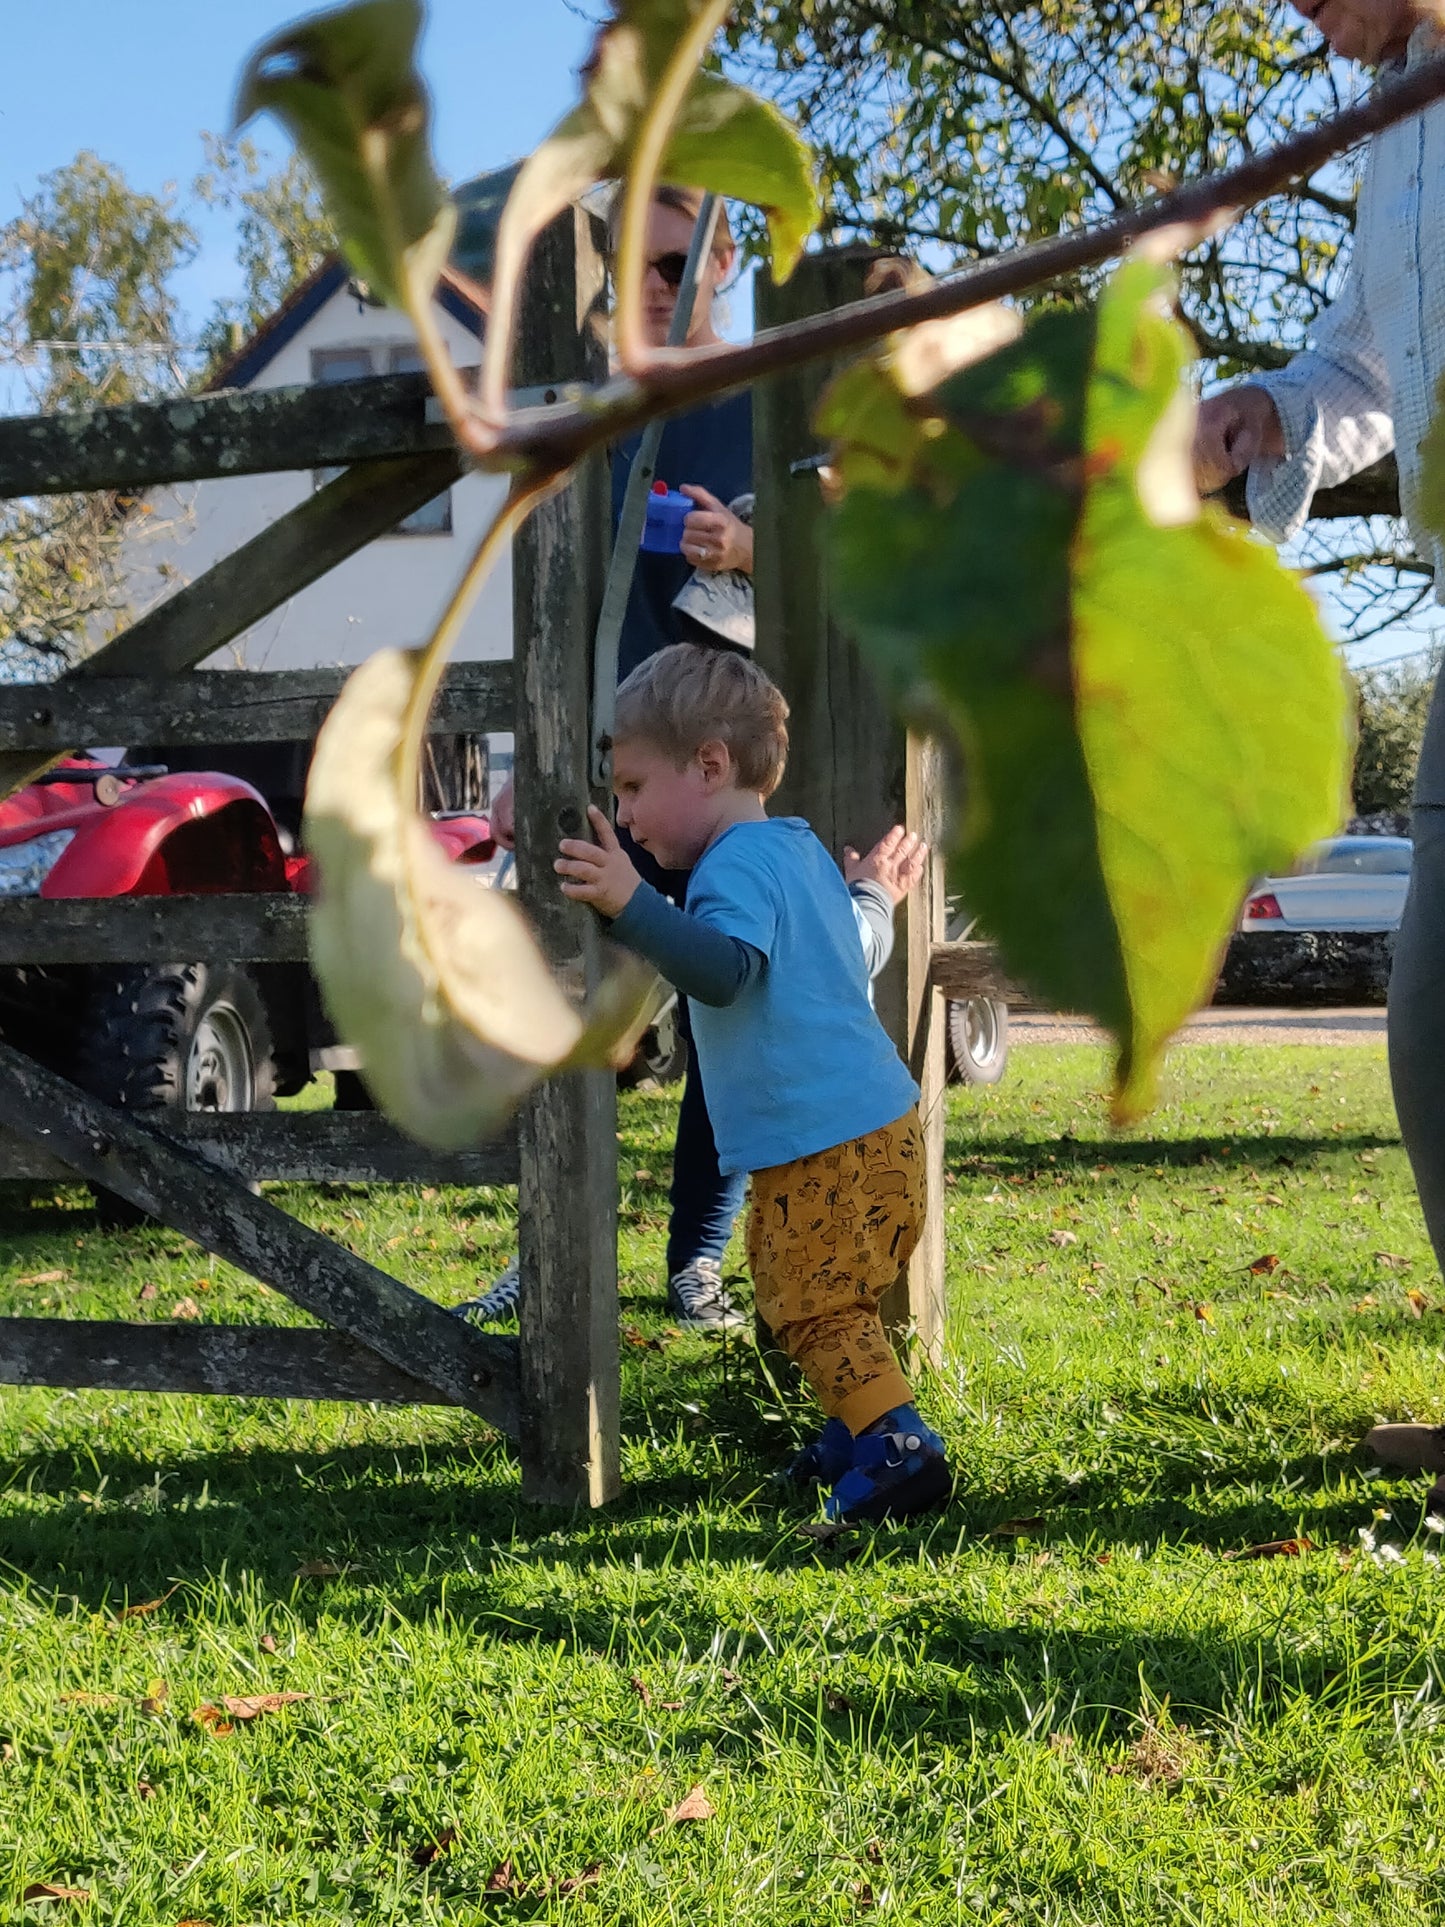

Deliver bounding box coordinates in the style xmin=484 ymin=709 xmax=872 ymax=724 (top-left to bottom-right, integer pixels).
xmin=695 ymin=738 xmax=735 ymax=789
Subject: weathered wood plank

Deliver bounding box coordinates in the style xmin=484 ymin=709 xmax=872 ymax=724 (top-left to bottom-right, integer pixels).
xmin=0 ymin=662 xmax=513 ymax=754
xmin=0 ymin=1318 xmax=480 ymax=1406
xmin=0 ymin=1109 xmax=518 ymax=1186
xmin=929 ymin=939 xmax=1023 ymax=1003
xmin=0 ymin=1044 xmax=518 ymax=1429
xmin=0 ymin=893 xmax=309 ymax=965
xmin=513 ymin=205 xmax=621 ymax=1509
xmin=894 ymin=734 xmax=947 ymax=1367
xmin=0 ymin=449 xmax=463 ymax=800
xmin=0 ymin=371 xmax=448 ymax=497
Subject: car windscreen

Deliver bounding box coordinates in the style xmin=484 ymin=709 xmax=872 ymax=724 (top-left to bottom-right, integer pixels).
xmin=1297 ymin=840 xmax=1413 ymax=877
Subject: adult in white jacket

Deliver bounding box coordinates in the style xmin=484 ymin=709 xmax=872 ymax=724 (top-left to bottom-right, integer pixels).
xmin=1195 ymin=0 xmax=1445 ymax=1483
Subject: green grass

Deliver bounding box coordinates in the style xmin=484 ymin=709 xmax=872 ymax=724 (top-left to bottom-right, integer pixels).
xmin=4 ymin=1044 xmax=1445 ymax=1923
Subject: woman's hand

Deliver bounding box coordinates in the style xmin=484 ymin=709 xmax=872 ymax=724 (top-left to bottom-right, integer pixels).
xmin=679 ymin=485 xmax=753 ymax=575
xmin=556 ymin=806 xmax=640 ymax=918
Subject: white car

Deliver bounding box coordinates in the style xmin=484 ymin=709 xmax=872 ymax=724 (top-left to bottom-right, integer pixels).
xmin=1238 ymin=835 xmax=1412 ymax=934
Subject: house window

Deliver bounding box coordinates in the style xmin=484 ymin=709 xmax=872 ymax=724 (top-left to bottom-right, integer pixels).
xmin=311 ymin=345 xmax=453 ymax=536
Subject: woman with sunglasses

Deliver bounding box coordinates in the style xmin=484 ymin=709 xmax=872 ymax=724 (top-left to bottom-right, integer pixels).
xmin=478 ymin=186 xmax=756 ymax=1334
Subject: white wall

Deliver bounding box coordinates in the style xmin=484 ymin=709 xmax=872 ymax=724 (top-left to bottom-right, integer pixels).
xmin=120 ymin=283 xmax=513 ymax=673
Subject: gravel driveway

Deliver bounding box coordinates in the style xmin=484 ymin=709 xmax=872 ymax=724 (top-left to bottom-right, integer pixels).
xmin=1012 ymin=1006 xmax=1387 ymax=1046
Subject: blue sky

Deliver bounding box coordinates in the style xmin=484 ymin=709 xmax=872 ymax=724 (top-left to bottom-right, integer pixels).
xmin=2 ymin=0 xmax=600 ymax=333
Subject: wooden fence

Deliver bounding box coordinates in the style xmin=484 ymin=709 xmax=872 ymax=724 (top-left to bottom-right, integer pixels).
xmin=0 ymin=215 xmax=992 ymax=1506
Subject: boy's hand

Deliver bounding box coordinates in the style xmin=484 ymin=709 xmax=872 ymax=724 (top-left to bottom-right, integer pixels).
xmin=844 ymin=825 xmax=929 ymax=906
xmin=556 ymin=806 xmax=640 ymax=918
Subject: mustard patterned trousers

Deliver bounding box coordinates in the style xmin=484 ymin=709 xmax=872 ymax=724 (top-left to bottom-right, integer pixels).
xmin=746 ymin=1109 xmax=925 ymax=1435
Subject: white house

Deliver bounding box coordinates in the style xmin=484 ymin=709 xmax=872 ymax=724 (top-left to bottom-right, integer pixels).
xmin=119 ymin=254 xmax=514 ymax=786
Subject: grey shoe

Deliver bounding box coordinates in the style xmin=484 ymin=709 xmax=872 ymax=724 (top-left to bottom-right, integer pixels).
xmin=666 ymin=1257 xmax=747 ymax=1332
xmin=1363 ymin=1423 xmax=1445 ymax=1473
xmin=455 ymin=1258 xmax=521 ymax=1326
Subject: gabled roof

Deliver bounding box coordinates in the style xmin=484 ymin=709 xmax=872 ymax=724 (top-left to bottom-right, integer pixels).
xmin=207 ymin=257 xmax=490 ymax=392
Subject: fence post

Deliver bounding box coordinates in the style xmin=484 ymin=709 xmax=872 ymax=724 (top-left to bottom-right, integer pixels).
xmin=511 ymin=204 xmax=622 ymax=1504
xmin=753 ymin=249 xmax=947 ymax=1369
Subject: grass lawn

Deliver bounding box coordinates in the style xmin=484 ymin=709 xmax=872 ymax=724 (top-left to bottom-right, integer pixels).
xmin=4 ymin=1043 xmax=1445 ymax=1923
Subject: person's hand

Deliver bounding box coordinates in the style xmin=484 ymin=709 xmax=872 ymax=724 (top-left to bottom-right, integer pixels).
xmin=556 ymin=806 xmax=641 ymax=918
xmin=679 ymin=485 xmax=754 ymax=575
xmin=844 ymin=825 xmax=929 ymax=906
xmin=1193 ymin=386 xmax=1284 ymax=496
xmin=491 ymin=775 xmax=516 ymax=851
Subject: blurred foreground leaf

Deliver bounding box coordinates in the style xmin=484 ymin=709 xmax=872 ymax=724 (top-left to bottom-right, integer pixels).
xmin=824 ymin=261 xmax=1348 ymax=1117
xmin=304 ymin=649 xmax=657 ymax=1149
xmin=234 ymin=0 xmax=454 ymax=315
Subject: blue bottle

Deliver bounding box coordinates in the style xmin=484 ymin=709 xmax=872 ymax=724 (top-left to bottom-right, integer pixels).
xmin=640 ymin=480 xmax=692 ymax=554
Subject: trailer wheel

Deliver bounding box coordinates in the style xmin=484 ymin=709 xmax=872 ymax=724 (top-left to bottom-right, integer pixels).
xmin=77 ymin=963 xmax=276 ymax=1225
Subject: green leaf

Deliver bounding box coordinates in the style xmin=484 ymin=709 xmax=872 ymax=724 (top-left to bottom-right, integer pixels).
xmin=233 ymin=0 xmax=454 ymax=315
xmin=305 ymin=648 xmax=658 ymax=1150
xmin=484 ymin=0 xmax=816 ymax=407
xmin=824 ymin=263 xmax=1348 ymax=1118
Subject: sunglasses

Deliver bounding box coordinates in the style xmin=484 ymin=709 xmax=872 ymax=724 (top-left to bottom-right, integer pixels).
xmin=644 ymin=251 xmax=692 ymax=289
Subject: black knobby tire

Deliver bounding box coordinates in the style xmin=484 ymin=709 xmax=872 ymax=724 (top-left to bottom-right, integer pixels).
xmin=947 ymin=996 xmax=1010 ymax=1086
xmin=77 ymin=963 xmax=277 ymax=1225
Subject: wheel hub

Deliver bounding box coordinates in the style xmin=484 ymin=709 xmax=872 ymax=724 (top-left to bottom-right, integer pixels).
xmin=186 ymin=1001 xmax=256 ymax=1111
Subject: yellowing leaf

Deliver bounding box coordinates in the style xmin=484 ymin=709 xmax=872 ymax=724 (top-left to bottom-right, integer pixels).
xmin=482 ymin=0 xmax=816 ymax=414
xmin=218 ymin=1692 xmax=310 ymax=1720
xmin=234 ymin=0 xmax=454 ymax=316
xmin=22 ymin=1884 xmax=90 ymax=1903
xmin=305 ymin=646 xmax=657 ymax=1149
xmin=825 ymin=260 xmax=1347 ymax=1119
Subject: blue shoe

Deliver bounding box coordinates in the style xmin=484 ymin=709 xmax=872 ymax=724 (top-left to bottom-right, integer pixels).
xmin=780 ymin=1417 xmax=854 ymax=1487
xmin=825 ymin=1405 xmax=951 ymax=1525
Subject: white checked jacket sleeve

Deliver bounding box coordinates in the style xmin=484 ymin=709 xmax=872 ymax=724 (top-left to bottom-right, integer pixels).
xmin=1243 ymin=23 xmax=1445 ymax=578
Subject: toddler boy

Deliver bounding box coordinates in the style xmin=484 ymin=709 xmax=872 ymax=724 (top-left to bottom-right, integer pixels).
xmin=556 ymin=643 xmax=950 ymax=1523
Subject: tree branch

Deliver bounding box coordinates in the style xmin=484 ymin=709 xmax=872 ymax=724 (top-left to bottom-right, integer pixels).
xmin=466 ymin=48 xmax=1445 ymax=475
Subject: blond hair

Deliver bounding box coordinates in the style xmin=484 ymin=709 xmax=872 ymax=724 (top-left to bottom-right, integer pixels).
xmin=614 ymin=645 xmax=789 ymax=797
xmin=604 ymin=183 xmax=735 ymax=259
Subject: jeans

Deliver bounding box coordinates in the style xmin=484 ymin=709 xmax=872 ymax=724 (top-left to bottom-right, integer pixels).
xmin=619 ymin=829 xmax=748 ymax=1276
xmin=1389 ymin=667 xmax=1445 ymax=1275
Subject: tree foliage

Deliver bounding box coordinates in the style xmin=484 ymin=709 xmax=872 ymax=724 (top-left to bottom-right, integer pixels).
xmin=1353 ymin=653 xmax=1439 ymax=815
xmin=194 ymin=136 xmax=336 ymax=370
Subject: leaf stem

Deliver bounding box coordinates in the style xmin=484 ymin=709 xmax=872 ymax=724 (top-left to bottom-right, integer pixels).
xmin=613 ymin=0 xmax=732 ymax=373
xmin=474 ymin=47 xmax=1445 ymax=472
xmin=398 ymin=476 xmax=554 ymax=807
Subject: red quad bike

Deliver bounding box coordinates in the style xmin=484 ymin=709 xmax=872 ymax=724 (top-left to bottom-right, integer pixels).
xmin=0 ymin=757 xmax=496 ymax=1217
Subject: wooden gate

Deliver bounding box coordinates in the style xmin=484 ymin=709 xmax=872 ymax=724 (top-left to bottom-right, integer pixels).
xmin=0 ymin=209 xmax=620 ymax=1507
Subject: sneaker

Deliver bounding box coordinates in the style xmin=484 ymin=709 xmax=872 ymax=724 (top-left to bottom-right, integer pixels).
xmin=666 ymin=1257 xmax=747 ymax=1332
xmin=1364 ymin=1423 xmax=1445 ymax=1473
xmin=780 ymin=1417 xmax=854 ymax=1488
xmin=825 ymin=1404 xmax=952 ymax=1525
xmin=454 ymin=1258 xmax=521 ymax=1326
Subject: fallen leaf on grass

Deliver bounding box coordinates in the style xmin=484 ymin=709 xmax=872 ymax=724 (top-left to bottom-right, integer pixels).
xmin=139 ymin=1680 xmax=168 ymax=1716
xmin=17 ymin=1270 xmax=66 ymax=1287
xmin=1191 ymin=1301 xmax=1215 ymax=1325
xmin=664 ymin=1784 xmax=715 ymax=1825
xmin=865 ymin=1840 xmax=884 ymax=1864
xmin=1353 ymin=1295 xmax=1379 ymax=1313
xmin=258 ymin=1633 xmax=278 ymax=1654
xmin=294 ymin=1559 xmax=346 ymax=1580
xmin=622 ymin=1324 xmax=664 ymax=1351
xmin=58 ymin=1691 xmax=119 ymax=1707
xmin=22 ymin=1885 xmax=90 ymax=1903
xmin=659 ymin=1700 xmax=684 ymax=1711
xmin=136 ymin=1780 xmax=156 ymax=1799
xmin=1249 ymin=1253 xmax=1280 ymax=1274
xmin=176 ymin=1918 xmax=213 ymax=1926
xmin=988 ymin=1517 xmax=1046 ymax=1539
xmin=114 ymin=1585 xmax=179 ymax=1624
xmin=1407 ymin=1289 xmax=1431 ymax=1317
xmin=855 ymin=1882 xmax=876 ymax=1909
xmin=824 ymin=1687 xmax=853 ymax=1714
xmin=138 ymin=1283 xmax=157 ymax=1302
xmin=169 ymin=1298 xmax=200 ymax=1321
xmin=191 ymin=1692 xmax=308 ymax=1733
xmin=630 ymin=1675 xmax=651 ymax=1707
xmin=1374 ymin=1252 xmax=1412 ymax=1270
xmin=1222 ymin=1537 xmax=1314 ymax=1562
xmin=484 ymin=1860 xmax=601 ymax=1898
xmin=412 ymin=1826 xmax=457 ymax=1868
xmin=1047 ymin=1230 xmax=1078 ymax=1248
xmin=796 ymin=1520 xmax=853 ymax=1546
